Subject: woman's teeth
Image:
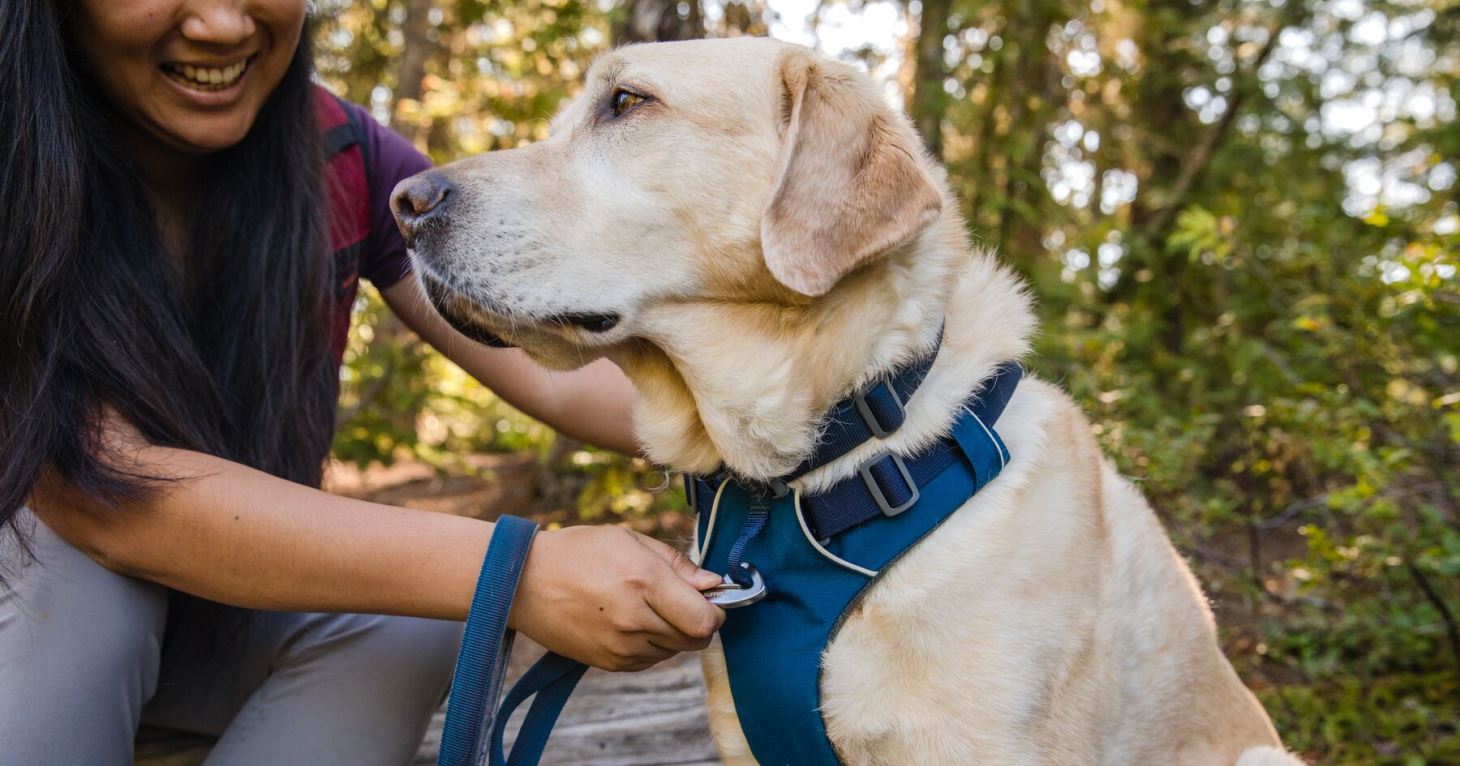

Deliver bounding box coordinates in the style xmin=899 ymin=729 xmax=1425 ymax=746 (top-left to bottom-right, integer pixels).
xmin=161 ymin=59 xmax=249 ymax=91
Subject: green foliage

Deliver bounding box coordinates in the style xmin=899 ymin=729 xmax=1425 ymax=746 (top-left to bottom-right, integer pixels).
xmin=315 ymin=1 xmax=1458 ymax=760
xmin=331 ymin=284 xmax=560 ymax=468
xmin=316 ymin=0 xmax=607 ymax=156
xmin=1259 ymin=673 xmax=1459 ymax=763
xmin=966 ymin=0 xmax=1460 ymax=759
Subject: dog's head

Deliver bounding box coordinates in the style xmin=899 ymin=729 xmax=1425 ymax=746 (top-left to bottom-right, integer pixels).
xmin=393 ymin=38 xmax=943 ymax=370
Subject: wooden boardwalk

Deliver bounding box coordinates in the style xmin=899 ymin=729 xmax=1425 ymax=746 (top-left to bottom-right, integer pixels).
xmin=136 ymin=639 xmax=722 ymax=766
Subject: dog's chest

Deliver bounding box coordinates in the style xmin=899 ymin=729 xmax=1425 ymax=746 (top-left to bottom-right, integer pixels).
xmin=693 ymin=404 xmax=1014 ymax=766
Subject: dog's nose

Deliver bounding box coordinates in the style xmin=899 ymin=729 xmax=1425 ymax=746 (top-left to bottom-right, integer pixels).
xmin=391 ymin=173 xmax=457 ymax=246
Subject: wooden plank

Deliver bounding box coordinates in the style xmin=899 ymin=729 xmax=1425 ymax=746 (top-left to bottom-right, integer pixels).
xmin=138 ymin=641 xmax=721 ymax=766
xmin=414 ymin=640 xmax=722 ymax=766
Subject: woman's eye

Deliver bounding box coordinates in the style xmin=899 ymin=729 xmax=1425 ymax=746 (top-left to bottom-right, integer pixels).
xmin=611 ymin=89 xmax=648 ymax=118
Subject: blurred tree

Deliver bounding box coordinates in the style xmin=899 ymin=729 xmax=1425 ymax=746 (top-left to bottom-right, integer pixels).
xmin=907 ymin=0 xmax=952 ymax=156
xmin=615 ymin=0 xmax=705 ymax=42
xmin=393 ymin=0 xmax=433 ymax=133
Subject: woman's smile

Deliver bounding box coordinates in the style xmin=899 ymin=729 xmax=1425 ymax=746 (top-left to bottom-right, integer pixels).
xmin=71 ymin=1 xmax=305 ymax=154
xmin=157 ymin=53 xmax=260 ymax=110
xmin=160 ymin=55 xmax=254 ymax=93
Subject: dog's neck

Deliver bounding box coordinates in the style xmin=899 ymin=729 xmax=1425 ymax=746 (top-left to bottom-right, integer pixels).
xmin=613 ymin=211 xmax=1035 ymax=482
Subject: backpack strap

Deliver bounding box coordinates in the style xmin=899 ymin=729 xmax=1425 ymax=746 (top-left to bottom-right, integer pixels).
xmin=314 ymin=87 xmax=373 ymax=362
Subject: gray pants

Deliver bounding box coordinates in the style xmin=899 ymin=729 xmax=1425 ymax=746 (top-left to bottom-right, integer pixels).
xmin=0 ymin=509 xmax=464 ymax=766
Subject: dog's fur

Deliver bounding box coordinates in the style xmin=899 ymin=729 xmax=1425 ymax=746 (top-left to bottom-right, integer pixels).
xmin=407 ymin=37 xmax=1302 ymax=766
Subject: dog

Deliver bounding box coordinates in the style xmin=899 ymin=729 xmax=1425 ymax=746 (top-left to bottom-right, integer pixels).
xmin=395 ymin=37 xmax=1303 ymax=766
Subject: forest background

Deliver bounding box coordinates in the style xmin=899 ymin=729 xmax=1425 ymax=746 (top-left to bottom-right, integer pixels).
xmin=313 ymin=0 xmax=1459 ymax=762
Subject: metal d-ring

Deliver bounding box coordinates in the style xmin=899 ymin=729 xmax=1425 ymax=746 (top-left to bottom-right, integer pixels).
xmin=703 ymin=563 xmax=767 ymax=608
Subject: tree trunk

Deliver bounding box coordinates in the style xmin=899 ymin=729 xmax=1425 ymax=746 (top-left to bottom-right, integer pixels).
xmin=393 ymin=0 xmax=433 ymax=133
xmin=370 ymin=0 xmax=436 ymax=444
xmin=907 ymin=0 xmax=953 ymax=158
xmin=615 ymin=0 xmax=705 ymax=44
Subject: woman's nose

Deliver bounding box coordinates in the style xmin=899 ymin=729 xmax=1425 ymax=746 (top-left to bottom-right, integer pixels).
xmin=179 ymin=1 xmax=257 ymax=46
xmin=391 ymin=173 xmax=458 ymax=247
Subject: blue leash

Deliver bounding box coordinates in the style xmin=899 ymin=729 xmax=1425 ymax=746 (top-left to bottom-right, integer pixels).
xmin=441 ymin=514 xmax=758 ymax=766
xmin=487 ymin=652 xmax=589 ymax=765
xmin=437 ymin=514 xmax=591 ymax=766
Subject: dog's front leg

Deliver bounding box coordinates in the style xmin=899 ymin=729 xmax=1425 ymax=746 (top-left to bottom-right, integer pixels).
xmin=701 ymin=638 xmax=759 ymax=766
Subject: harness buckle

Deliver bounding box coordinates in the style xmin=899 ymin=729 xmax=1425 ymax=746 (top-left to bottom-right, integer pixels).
xmin=857 ymin=451 xmax=919 ymax=517
xmin=853 ymin=378 xmax=906 ymax=438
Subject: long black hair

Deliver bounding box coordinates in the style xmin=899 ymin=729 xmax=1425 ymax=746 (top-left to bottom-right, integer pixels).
xmin=0 ymin=3 xmax=338 ymax=546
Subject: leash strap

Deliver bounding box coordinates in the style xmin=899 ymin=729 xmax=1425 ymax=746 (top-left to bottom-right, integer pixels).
xmin=488 ymin=652 xmax=590 ymax=765
xmin=438 ymin=514 xmax=539 ymax=766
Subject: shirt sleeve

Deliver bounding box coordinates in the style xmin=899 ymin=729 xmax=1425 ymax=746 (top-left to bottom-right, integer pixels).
xmin=349 ymin=102 xmax=433 ymax=290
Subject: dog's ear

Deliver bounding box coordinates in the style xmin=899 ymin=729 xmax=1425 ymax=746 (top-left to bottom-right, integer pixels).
xmin=761 ymin=50 xmax=943 ymax=297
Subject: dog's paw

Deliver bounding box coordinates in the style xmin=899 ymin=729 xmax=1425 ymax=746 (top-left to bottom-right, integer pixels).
xmin=1236 ymin=746 xmax=1306 ymax=766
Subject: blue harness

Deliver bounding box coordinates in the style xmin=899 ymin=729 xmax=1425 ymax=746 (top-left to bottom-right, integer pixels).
xmin=437 ymin=347 xmax=1022 ymax=766
xmin=688 ymin=357 xmax=1022 ymax=765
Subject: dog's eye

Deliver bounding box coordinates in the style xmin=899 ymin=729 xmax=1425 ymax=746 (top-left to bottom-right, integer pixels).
xmin=610 ymin=88 xmax=649 ymax=118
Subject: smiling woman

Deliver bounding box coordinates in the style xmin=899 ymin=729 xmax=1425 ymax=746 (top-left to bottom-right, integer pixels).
xmin=0 ymin=2 xmax=723 ymax=764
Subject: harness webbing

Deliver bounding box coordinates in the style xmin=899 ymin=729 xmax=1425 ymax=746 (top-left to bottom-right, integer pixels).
xmin=691 ymin=361 xmax=1022 ymax=766
xmin=725 ymin=497 xmax=771 ymax=586
xmin=798 ymin=361 xmax=1021 ymax=538
xmin=689 ymin=362 xmax=1022 ymax=541
xmin=784 ymin=332 xmax=942 ymax=478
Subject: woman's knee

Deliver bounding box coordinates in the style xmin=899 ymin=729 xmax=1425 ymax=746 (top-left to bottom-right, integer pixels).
xmin=0 ymin=510 xmax=169 ymax=763
xmin=350 ymin=613 xmax=463 ymax=680
xmin=286 ymin=612 xmax=463 ymax=699
xmin=1 ymin=509 xmax=168 ymax=679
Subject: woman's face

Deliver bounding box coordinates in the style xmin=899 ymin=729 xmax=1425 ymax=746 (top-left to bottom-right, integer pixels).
xmin=71 ymin=0 xmax=308 ymax=155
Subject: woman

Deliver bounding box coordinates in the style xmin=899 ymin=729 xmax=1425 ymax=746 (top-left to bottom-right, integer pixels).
xmin=0 ymin=1 xmax=724 ymax=764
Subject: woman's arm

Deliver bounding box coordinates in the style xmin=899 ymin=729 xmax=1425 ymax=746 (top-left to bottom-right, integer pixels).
xmin=31 ymin=421 xmax=722 ymax=670
xmin=380 ymin=277 xmax=641 ymax=455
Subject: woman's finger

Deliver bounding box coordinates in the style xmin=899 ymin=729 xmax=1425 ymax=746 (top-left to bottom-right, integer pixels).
xmin=638 ymin=535 xmax=723 ymax=590
xmin=641 ymin=563 xmax=725 ymax=643
xmin=633 ymin=609 xmax=716 ymax=653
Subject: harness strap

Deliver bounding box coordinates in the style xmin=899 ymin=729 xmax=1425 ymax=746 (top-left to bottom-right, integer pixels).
xmin=784 ymin=334 xmax=941 ymax=478
xmin=688 ymin=362 xmax=1024 ymax=541
xmin=799 ymin=362 xmax=1022 ymax=539
xmin=724 ymin=496 xmax=771 ymax=586
xmin=438 ymin=515 xmax=539 ymax=766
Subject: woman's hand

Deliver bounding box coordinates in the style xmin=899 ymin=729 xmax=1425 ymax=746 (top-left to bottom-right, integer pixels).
xmin=510 ymin=526 xmax=725 ymax=671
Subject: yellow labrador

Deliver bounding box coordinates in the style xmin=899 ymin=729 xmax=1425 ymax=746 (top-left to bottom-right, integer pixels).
xmin=396 ymin=37 xmax=1302 ymax=766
